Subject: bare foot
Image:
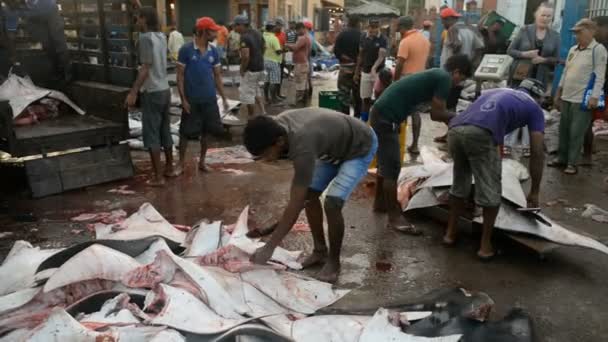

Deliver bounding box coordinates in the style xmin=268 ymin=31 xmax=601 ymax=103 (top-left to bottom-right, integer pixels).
xmin=165 ymin=165 xmax=183 ymax=178
xmin=316 ymin=261 xmax=340 ymax=283
xmin=146 ymin=178 xmax=165 ymax=187
xmin=388 ymin=216 xmax=421 ymax=235
xmin=407 ymin=145 xmax=420 ymax=154
xmin=442 ymin=233 xmax=457 ymax=246
xmin=300 ymin=249 xmax=328 ymax=268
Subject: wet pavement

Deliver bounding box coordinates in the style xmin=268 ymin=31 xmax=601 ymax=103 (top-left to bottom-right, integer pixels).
xmin=2 ymin=75 xmax=608 ymax=342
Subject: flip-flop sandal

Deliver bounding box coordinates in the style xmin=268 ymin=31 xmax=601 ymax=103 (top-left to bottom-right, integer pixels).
xmin=563 ymin=166 xmax=578 ymax=175
xmin=442 ymin=237 xmax=457 ymax=247
xmin=388 ymin=223 xmax=422 ymax=236
xmin=477 ymin=253 xmax=496 ymax=262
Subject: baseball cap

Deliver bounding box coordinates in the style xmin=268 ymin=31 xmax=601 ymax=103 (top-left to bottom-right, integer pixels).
xmin=303 ymin=20 xmax=313 ymax=29
xmin=275 ymin=17 xmax=285 ymax=26
xmin=571 ymin=18 xmax=597 ymax=32
xmin=234 ymin=15 xmax=249 ymax=25
xmin=196 ymin=17 xmax=221 ymax=31
xmin=397 ymin=16 xmax=414 ymax=28
xmin=440 ymin=7 xmax=462 ymax=19
xmin=423 ymin=20 xmax=433 ymax=27
xmin=369 ymin=19 xmax=380 ymax=26
xmin=265 ymin=19 xmax=276 ymax=27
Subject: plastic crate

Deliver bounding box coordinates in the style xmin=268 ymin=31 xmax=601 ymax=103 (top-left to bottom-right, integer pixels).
xmin=318 ymin=91 xmax=341 ymax=111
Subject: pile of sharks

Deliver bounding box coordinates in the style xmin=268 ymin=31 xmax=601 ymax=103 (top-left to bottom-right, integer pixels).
xmin=398 ymin=147 xmax=608 ymax=256
xmin=0 ymin=202 xmax=536 ymax=341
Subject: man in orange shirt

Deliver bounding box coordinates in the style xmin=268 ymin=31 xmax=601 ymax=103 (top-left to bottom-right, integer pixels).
xmin=394 ymin=16 xmax=431 ymax=154
xmin=216 ymin=20 xmax=229 ymax=62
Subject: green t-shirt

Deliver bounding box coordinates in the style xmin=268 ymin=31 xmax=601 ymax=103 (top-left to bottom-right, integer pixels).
xmin=373 ymin=68 xmax=452 ymax=123
xmin=263 ymin=32 xmax=282 ymax=63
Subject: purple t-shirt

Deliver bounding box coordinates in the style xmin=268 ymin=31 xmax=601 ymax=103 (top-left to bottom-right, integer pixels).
xmin=449 ymin=88 xmax=545 ymax=145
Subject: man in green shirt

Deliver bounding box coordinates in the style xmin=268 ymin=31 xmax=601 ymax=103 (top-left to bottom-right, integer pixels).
xmin=371 ymin=55 xmax=473 ymax=233
xmin=263 ymin=20 xmax=284 ymax=104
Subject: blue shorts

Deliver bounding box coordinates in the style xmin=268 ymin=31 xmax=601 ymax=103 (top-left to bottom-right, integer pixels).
xmin=309 ymin=131 xmax=378 ymax=200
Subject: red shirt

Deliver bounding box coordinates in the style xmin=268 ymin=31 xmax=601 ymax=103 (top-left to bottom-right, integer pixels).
xmin=275 ymin=31 xmax=286 ymax=47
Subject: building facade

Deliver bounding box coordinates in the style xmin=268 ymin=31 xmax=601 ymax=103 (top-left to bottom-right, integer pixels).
xmin=173 ymin=0 xmax=343 ymax=33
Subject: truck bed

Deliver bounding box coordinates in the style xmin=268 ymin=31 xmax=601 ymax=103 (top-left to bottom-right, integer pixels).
xmin=7 ymin=113 xmax=124 ymax=157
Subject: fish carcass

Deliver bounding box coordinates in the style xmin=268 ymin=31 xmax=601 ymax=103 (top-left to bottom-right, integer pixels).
xmin=77 ymin=293 xmax=140 ymax=329
xmin=241 ymin=269 xmax=350 ymax=315
xmin=0 ymin=280 xmax=113 ymax=335
xmin=221 ymin=206 xmax=303 ymax=270
xmin=43 ymin=244 xmax=141 ymax=292
xmin=137 ymin=284 xmax=256 ymax=334
xmin=123 ymin=249 xmax=249 ymax=319
xmin=359 ymin=308 xmax=462 ymax=342
xmin=0 ymin=241 xmax=62 ymax=296
xmin=400 ymin=147 xmax=608 ymax=256
xmin=96 ymin=203 xmax=186 ymax=244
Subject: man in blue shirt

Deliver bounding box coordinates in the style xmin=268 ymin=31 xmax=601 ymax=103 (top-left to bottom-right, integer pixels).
xmin=445 ymin=79 xmax=546 ymax=260
xmin=2 ymin=0 xmax=69 ymax=82
xmin=175 ymin=17 xmax=229 ymax=174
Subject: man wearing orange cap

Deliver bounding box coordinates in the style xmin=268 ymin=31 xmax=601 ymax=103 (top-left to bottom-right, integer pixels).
xmin=174 ymin=17 xmax=229 ymax=175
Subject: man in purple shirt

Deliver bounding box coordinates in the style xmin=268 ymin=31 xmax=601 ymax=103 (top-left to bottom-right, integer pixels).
xmin=444 ymin=79 xmax=546 ymax=260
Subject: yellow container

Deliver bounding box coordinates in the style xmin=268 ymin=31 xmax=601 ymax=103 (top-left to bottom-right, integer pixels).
xmin=369 ymin=123 xmax=407 ymax=170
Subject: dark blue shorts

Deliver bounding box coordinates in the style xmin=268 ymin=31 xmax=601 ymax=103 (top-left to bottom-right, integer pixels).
xmin=179 ymin=101 xmax=224 ymax=139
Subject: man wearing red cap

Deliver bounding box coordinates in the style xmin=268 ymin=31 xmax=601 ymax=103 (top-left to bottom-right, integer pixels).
xmin=439 ymin=7 xmax=484 ymax=68
xmin=174 ymin=17 xmax=229 ymax=175
xmin=434 ymin=7 xmax=484 ymax=144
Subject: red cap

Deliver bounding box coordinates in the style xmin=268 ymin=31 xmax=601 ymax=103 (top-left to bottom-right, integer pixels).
xmin=303 ymin=20 xmax=313 ymax=29
xmin=196 ymin=17 xmax=221 ymax=31
xmin=440 ymin=8 xmax=462 ymax=19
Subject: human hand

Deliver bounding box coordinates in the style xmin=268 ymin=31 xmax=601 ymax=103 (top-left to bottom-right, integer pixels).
xmin=553 ymin=97 xmax=562 ymax=112
xmin=527 ymin=191 xmax=539 ymax=208
xmin=523 ymin=50 xmax=539 ymax=59
xmin=588 ymin=97 xmax=599 ymax=110
xmin=182 ymin=99 xmax=191 ymax=114
xmin=250 ymin=244 xmax=275 ymax=264
xmin=125 ymin=91 xmax=137 ymax=110
xmin=222 ymin=98 xmax=230 ymax=112
xmin=532 ymin=56 xmax=545 ymax=65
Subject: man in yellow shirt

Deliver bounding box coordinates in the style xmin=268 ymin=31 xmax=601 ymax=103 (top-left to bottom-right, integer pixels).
xmin=394 ymin=16 xmax=431 ymax=154
xmin=263 ymin=20 xmax=284 ymax=104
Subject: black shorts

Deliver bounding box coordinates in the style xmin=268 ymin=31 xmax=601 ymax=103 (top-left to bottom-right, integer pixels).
xmin=179 ymin=101 xmax=224 ymax=140
xmin=370 ymin=106 xmax=401 ymax=181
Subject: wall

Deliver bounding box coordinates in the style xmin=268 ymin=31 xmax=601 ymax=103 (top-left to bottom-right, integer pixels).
xmin=177 ymin=1 xmax=229 ymax=33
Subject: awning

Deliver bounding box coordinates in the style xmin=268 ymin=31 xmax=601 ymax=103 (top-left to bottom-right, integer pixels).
xmin=347 ymin=1 xmax=400 ymax=17
xmin=321 ymin=0 xmax=343 ymax=8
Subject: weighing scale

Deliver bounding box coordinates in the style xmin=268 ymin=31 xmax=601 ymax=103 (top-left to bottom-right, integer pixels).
xmin=475 ymin=54 xmax=514 ymax=81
